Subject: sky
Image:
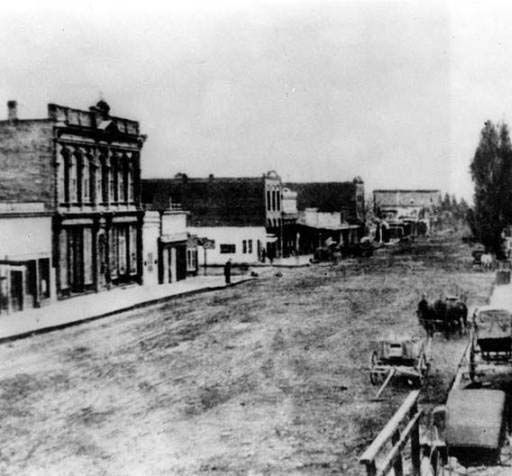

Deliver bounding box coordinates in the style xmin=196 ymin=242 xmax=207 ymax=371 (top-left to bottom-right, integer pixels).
xmin=0 ymin=0 xmax=511 ymax=201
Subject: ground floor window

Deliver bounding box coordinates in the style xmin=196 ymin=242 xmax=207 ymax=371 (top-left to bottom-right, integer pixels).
xmin=220 ymin=244 xmax=236 ymax=254
xmin=129 ymin=225 xmax=137 ymax=275
xmin=187 ymin=248 xmax=197 ymax=271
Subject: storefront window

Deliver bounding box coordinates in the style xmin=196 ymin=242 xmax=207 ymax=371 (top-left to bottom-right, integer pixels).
xmin=119 ymin=227 xmax=127 ymax=275
xmin=59 ymin=229 xmax=68 ymax=289
xmin=83 ymin=228 xmax=93 ymax=285
xmin=129 ymin=226 xmax=137 ymax=275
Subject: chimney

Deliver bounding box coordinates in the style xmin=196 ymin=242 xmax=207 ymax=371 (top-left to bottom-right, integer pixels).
xmin=7 ymin=100 xmax=17 ymax=122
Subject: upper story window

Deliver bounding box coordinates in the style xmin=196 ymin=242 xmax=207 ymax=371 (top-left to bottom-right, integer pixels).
xmin=110 ymin=155 xmax=117 ymax=203
xmin=101 ymin=154 xmax=109 ymax=204
xmin=128 ymin=162 xmax=134 ymax=203
xmin=276 ymin=190 xmax=281 ymax=211
xmin=69 ymin=154 xmax=78 ymax=203
xmin=267 ymin=190 xmax=271 ymax=211
xmin=82 ymin=154 xmax=90 ymax=204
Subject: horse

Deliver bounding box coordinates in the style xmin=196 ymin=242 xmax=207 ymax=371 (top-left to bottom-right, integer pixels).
xmin=417 ymin=295 xmax=467 ymax=337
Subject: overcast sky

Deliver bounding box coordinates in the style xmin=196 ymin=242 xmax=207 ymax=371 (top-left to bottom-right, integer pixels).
xmin=1 ymin=0 xmax=512 ymax=200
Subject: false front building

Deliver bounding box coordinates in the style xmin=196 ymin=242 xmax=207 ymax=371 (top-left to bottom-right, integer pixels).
xmin=285 ymin=177 xmax=365 ymax=253
xmin=142 ymin=171 xmax=284 ymax=265
xmin=0 ymin=100 xmax=146 ymax=298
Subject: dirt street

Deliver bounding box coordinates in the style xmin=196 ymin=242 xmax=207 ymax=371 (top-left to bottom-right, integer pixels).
xmin=0 ymin=234 xmax=494 ymax=475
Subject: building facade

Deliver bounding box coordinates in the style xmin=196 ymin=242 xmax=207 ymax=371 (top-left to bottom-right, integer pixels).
xmin=142 ymin=171 xmax=285 ymax=265
xmin=0 ymin=202 xmax=54 ymax=313
xmin=373 ymin=189 xmax=441 ymax=240
xmin=0 ymin=100 xmax=146 ymax=298
xmin=284 ymin=177 xmax=365 ymax=253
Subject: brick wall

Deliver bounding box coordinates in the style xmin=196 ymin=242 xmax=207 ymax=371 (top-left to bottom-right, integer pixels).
xmin=0 ymin=120 xmax=55 ymax=210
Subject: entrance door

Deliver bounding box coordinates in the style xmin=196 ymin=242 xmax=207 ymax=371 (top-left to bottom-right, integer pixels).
xmin=97 ymin=232 xmax=107 ymax=288
xmin=69 ymin=228 xmax=84 ymax=293
xmin=10 ymin=270 xmax=23 ymax=311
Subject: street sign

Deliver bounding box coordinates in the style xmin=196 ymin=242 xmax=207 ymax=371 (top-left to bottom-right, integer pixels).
xmin=198 ymin=237 xmax=215 ymax=249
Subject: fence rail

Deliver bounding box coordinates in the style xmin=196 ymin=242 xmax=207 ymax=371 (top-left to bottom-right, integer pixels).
xmin=359 ymin=390 xmax=423 ymax=476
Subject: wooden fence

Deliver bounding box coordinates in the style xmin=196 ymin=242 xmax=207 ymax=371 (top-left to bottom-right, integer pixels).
xmin=359 ymin=390 xmax=424 ymax=476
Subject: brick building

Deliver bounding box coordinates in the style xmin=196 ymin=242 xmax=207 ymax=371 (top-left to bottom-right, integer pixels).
xmin=142 ymin=171 xmax=285 ymax=264
xmin=0 ymin=100 xmax=146 ymax=298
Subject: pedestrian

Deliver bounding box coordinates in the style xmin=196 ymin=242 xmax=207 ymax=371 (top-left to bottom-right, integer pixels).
xmin=224 ymin=258 xmax=232 ymax=284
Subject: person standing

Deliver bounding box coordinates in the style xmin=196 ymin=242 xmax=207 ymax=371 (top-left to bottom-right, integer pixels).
xmin=224 ymin=258 xmax=232 ymax=284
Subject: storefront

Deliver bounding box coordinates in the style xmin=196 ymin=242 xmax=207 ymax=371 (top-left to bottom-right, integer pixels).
xmin=0 ymin=203 xmax=54 ymax=314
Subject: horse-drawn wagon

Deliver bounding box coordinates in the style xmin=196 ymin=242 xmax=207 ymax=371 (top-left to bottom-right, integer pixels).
xmin=369 ymin=336 xmax=431 ymax=399
xmin=468 ymin=305 xmax=512 ymax=382
xmin=417 ymin=295 xmax=468 ymax=338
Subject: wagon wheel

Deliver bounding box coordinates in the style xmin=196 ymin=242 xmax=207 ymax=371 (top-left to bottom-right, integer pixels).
xmin=369 ymin=351 xmax=384 ymax=386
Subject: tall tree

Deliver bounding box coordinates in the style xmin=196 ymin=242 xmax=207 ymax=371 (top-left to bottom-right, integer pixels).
xmin=470 ymin=121 xmax=512 ymax=256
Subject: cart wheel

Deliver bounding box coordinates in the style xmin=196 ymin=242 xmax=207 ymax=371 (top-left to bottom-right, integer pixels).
xmin=369 ymin=351 xmax=383 ymax=386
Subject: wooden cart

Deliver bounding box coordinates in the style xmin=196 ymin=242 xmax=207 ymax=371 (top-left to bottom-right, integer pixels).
xmin=369 ymin=336 xmax=431 ymax=400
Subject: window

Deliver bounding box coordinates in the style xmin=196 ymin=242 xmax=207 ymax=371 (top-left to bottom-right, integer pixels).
xmin=187 ymin=249 xmax=197 ymax=271
xmin=220 ymin=244 xmax=236 ymax=254
xmin=242 ymin=240 xmax=247 ymax=254
xmin=101 ymin=156 xmax=109 ymax=204
xmin=127 ymin=162 xmax=134 ymax=202
xmin=276 ymin=191 xmax=281 ymax=210
xmin=83 ymin=158 xmax=90 ymax=203
xmin=110 ymin=156 xmax=117 ymax=203
xmin=69 ymin=155 xmax=77 ymax=203
xmin=59 ymin=229 xmax=68 ymax=289
xmin=110 ymin=228 xmax=118 ymax=279
xmin=129 ymin=225 xmax=137 ymax=274
xmin=118 ymin=227 xmax=127 ymax=275
xmin=83 ymin=228 xmax=93 ymax=284
xmin=272 ymin=190 xmax=276 ymax=211
xmin=118 ymin=155 xmax=124 ymax=203
xmin=248 ymin=240 xmax=253 ymax=254
xmin=267 ymin=190 xmax=271 ymax=211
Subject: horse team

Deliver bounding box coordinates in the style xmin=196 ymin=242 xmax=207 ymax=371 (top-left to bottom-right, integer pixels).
xmin=417 ymin=295 xmax=468 ymax=337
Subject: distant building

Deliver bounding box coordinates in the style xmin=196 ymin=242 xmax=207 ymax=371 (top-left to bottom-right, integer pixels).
xmin=285 ymin=177 xmax=365 ymax=253
xmin=0 ymin=202 xmax=54 ymax=313
xmin=373 ymin=189 xmax=441 ymax=221
xmin=0 ymin=100 xmax=146 ymax=298
xmin=286 ymin=177 xmax=365 ymax=224
xmin=142 ymin=171 xmax=285 ymax=264
xmin=373 ymin=189 xmax=441 ymax=240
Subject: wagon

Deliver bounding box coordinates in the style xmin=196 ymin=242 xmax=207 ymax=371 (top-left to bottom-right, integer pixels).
xmin=468 ymin=306 xmax=512 ymax=382
xmin=369 ymin=336 xmax=430 ymax=399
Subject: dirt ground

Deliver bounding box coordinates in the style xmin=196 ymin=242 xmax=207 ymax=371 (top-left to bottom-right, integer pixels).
xmin=0 ymin=233 xmax=495 ymax=475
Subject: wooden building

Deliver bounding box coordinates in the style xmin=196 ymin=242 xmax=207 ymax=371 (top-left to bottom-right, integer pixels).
xmin=142 ymin=171 xmax=286 ymax=264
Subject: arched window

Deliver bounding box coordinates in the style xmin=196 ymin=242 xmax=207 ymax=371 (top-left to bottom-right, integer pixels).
xmin=100 ymin=152 xmax=109 ymax=204
xmin=57 ymin=146 xmax=68 ymax=204
xmin=127 ymin=159 xmax=134 ymax=203
xmin=117 ymin=153 xmax=124 ymax=203
xmin=69 ymin=153 xmax=77 ymax=203
xmin=82 ymin=153 xmax=90 ymax=203
xmin=110 ymin=154 xmax=117 ymax=203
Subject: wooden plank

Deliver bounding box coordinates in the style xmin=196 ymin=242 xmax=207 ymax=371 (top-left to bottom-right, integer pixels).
xmin=360 ymin=390 xmax=421 ymax=464
xmin=374 ymin=368 xmax=396 ymax=400
xmin=377 ymin=409 xmax=423 ymax=476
